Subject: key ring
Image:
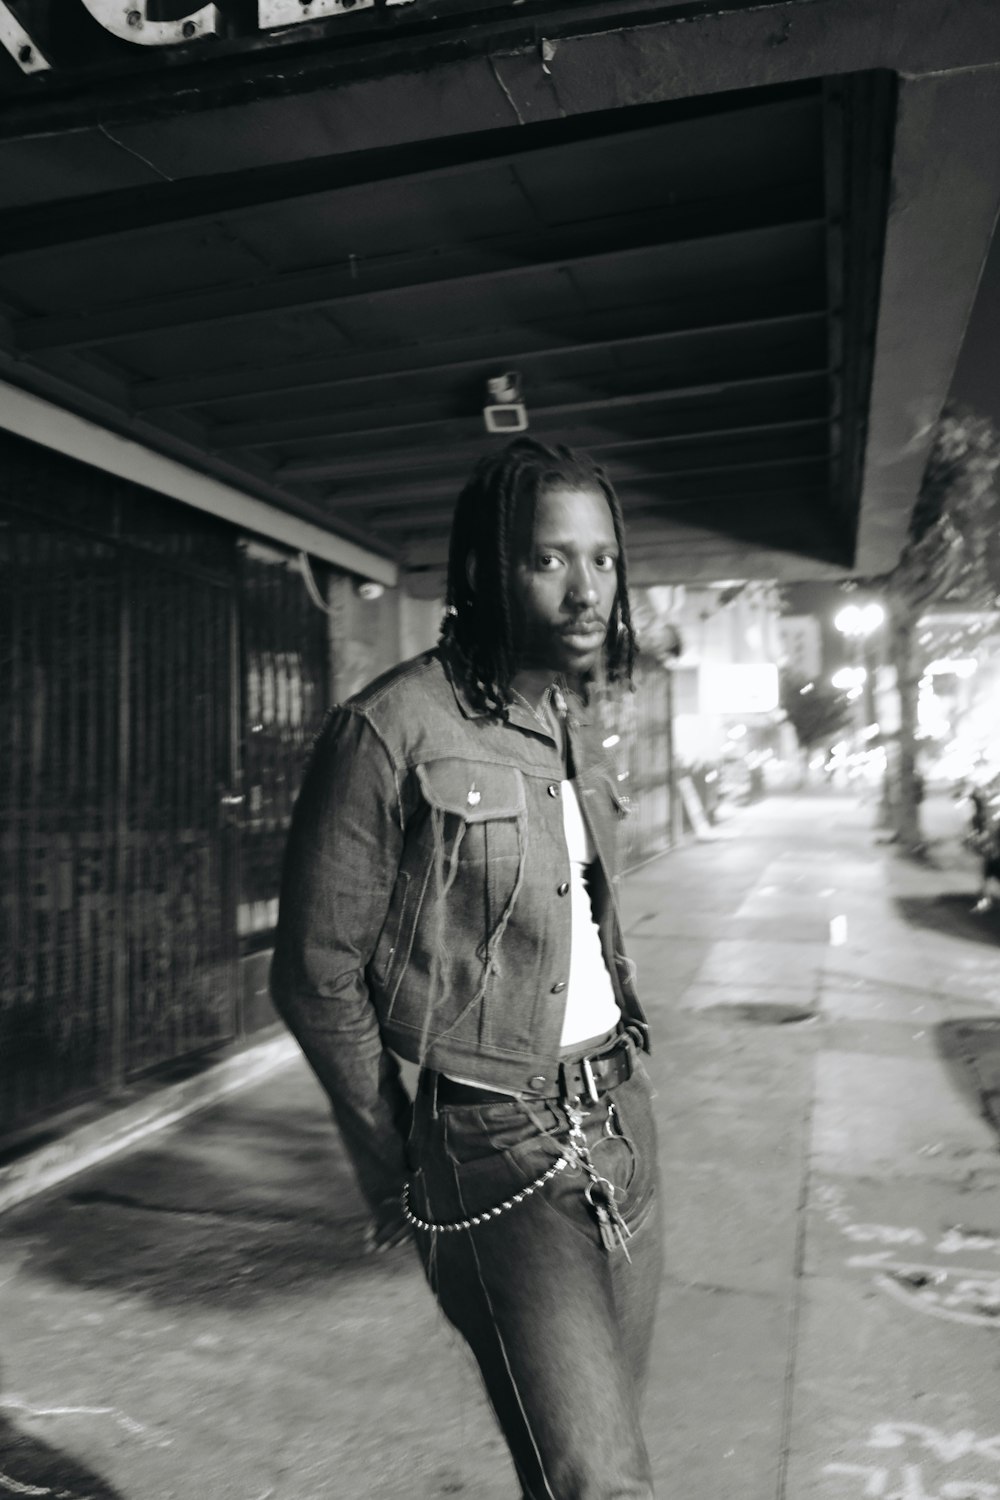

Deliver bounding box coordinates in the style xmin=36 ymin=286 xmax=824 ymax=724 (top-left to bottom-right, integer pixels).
xmin=588 ymin=1132 xmax=637 ymax=1192
xmin=583 ymin=1176 xmax=617 ymax=1208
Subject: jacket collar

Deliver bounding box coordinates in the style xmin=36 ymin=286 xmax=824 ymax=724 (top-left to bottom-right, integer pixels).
xmin=439 ymin=643 xmax=592 ymax=733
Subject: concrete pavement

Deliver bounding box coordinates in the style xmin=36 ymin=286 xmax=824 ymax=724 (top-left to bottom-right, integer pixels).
xmin=1 ymin=789 xmax=999 ymax=1500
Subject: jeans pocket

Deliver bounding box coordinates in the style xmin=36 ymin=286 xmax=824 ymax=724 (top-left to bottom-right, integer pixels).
xmin=442 ymin=1098 xmax=562 ymax=1165
xmin=607 ymin=1072 xmax=659 ymax=1227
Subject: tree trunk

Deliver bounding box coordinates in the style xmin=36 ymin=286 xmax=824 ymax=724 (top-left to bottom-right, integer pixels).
xmin=889 ymin=605 xmax=924 ymax=851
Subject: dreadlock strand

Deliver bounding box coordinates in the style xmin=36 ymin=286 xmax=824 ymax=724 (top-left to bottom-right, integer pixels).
xmin=594 ymin=471 xmax=638 ymax=684
xmin=494 ymin=461 xmax=517 ymax=703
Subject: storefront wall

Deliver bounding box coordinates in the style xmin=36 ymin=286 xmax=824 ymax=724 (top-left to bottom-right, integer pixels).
xmin=0 ymin=432 xmax=333 ymax=1137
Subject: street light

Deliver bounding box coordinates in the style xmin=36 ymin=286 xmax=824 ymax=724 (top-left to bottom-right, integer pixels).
xmin=834 ymin=602 xmax=885 ymax=639
xmin=834 ymin=601 xmax=885 ymax=734
xmin=832 ymin=598 xmax=889 ymax=808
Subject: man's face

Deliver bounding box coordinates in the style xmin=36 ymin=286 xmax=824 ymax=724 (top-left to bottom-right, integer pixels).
xmin=507 ymin=484 xmax=620 ymax=676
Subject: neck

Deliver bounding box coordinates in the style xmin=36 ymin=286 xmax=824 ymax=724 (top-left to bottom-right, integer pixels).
xmin=508 ymin=667 xmax=557 ymax=709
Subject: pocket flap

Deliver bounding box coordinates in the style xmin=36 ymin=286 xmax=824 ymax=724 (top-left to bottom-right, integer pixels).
xmin=610 ymin=779 xmax=634 ymax=816
xmin=585 ymin=768 xmax=633 ymax=816
xmin=416 ymin=760 xmax=526 ymax=823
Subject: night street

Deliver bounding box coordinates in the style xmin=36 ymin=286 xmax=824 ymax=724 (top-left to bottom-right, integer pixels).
xmin=2 ymin=788 xmax=998 ymax=1500
xmin=4 ymin=8 xmax=1000 ymax=1498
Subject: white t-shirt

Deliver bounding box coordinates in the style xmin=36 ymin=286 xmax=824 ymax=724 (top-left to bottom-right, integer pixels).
xmin=557 ymin=779 xmax=621 ymax=1049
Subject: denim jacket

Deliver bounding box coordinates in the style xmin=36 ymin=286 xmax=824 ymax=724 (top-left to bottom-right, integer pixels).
xmin=270 ymin=646 xmax=648 ymax=1227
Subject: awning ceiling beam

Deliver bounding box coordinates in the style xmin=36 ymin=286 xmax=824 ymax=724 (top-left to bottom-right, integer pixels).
xmin=217 ymin=368 xmax=828 ymax=453
xmin=326 ymin=451 xmax=831 ymax=512
xmin=0 ymin=83 xmax=818 ymax=258
xmin=14 ymin=210 xmax=823 ymax=354
xmin=278 ymin=417 xmax=832 ymax=484
xmin=369 ymin=478 xmax=832 ymax=533
xmin=133 ymin=306 xmax=828 ymax=414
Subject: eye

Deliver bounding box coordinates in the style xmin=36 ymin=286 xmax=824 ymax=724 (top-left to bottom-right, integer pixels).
xmin=537 ymin=553 xmax=563 ymax=571
xmin=595 ymin=553 xmax=618 ymax=572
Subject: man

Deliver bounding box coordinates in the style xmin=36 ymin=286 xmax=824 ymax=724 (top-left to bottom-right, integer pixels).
xmin=969 ymin=775 xmax=1000 ymax=912
xmin=271 ymin=437 xmax=662 ymax=1499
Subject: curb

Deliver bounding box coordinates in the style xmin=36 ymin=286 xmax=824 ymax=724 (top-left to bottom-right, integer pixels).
xmin=0 ymin=1032 xmax=300 ymax=1216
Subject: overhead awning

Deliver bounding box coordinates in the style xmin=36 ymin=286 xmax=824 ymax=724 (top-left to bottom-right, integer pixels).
xmin=1 ymin=0 xmax=998 ymax=588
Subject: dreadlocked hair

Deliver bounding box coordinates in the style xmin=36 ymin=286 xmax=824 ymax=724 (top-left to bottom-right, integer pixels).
xmin=440 ymin=436 xmax=638 ymax=715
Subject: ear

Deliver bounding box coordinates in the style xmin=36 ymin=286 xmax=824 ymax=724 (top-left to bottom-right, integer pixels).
xmin=465 ymin=551 xmax=477 ymax=595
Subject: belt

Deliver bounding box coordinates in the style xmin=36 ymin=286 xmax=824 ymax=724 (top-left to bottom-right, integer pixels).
xmin=426 ymin=1030 xmax=637 ymax=1108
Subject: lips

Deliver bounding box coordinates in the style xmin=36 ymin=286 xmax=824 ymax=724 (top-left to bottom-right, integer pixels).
xmin=559 ymin=620 xmax=608 ymax=654
xmin=560 ymin=618 xmax=606 ymax=638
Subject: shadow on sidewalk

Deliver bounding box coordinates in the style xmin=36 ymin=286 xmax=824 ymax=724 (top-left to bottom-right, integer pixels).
xmin=5 ymin=1097 xmax=383 ymax=1311
xmin=895 ymin=892 xmax=1000 ymax=947
xmin=0 ymin=1364 xmax=126 ymax=1499
xmin=934 ymin=1018 xmax=1000 ymax=1140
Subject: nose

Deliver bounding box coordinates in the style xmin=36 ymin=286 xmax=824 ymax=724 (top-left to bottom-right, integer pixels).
xmin=567 ymin=561 xmax=599 ymax=607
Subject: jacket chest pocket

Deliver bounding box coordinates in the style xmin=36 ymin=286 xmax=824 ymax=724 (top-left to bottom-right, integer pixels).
xmin=411 ymin=758 xmax=528 ymax=964
xmin=415 ymin=759 xmax=526 ymax=864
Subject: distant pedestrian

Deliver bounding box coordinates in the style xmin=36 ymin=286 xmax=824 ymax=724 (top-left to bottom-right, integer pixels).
xmin=271 ymin=437 xmax=662 ymax=1498
xmin=969 ymin=779 xmax=1000 ymax=913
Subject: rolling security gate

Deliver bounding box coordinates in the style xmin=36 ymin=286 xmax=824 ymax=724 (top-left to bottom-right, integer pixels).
xmin=120 ymin=545 xmax=239 ymax=1078
xmin=238 ymin=540 xmax=330 ymax=954
xmin=0 ymin=436 xmax=241 ymax=1134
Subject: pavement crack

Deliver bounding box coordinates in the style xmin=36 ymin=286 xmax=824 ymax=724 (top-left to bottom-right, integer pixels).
xmin=0 ymin=1396 xmax=145 ymax=1437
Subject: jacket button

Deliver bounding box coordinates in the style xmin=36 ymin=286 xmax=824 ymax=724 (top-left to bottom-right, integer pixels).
xmin=551 ymin=980 xmax=567 ymax=993
xmin=557 ymin=882 xmax=569 ymax=896
xmin=547 ymin=783 xmax=561 ymax=798
xmin=528 ymin=1075 xmax=548 ymax=1091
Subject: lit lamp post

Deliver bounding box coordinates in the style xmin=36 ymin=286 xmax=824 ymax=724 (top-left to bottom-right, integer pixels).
xmin=834 ymin=601 xmax=886 ymax=800
xmin=834 ymin=603 xmax=885 ymax=733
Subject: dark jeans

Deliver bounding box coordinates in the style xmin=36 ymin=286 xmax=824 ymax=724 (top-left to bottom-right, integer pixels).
xmin=407 ymin=1064 xmax=663 ymax=1499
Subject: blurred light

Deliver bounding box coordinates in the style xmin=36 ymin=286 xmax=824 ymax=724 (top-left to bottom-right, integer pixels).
xmin=832 ymin=666 xmax=867 ymax=690
xmin=862 ymin=722 xmax=881 ymax=741
xmin=846 ymin=686 xmax=863 ymax=702
xmin=926 ymin=657 xmax=978 ymax=679
xmin=727 ymin=724 xmax=747 ymax=740
xmin=835 ymin=602 xmax=885 ymax=637
xmin=799 ymin=682 xmax=815 ymax=695
xmin=700 ymin=663 xmax=779 ymax=714
xmin=917 ymin=676 xmax=950 ymax=737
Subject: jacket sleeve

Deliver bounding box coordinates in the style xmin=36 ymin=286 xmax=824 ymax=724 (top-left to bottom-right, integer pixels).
xmin=270 ymin=706 xmax=412 ymax=1234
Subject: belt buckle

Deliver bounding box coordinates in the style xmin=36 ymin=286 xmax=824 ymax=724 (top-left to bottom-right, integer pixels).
xmin=580 ymin=1054 xmax=600 ymax=1106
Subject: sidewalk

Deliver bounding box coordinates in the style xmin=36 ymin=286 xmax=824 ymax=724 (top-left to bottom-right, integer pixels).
xmin=1 ymin=790 xmax=999 ymax=1500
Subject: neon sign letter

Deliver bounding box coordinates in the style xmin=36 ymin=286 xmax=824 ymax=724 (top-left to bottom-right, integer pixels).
xmin=257 ymin=0 xmax=374 ymax=24
xmin=0 ymin=2 xmax=51 ymax=73
xmin=78 ymin=1 xmax=220 ymax=46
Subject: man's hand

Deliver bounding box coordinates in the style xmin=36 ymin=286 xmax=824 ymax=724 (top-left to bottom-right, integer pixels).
xmin=369 ymin=1197 xmax=413 ymax=1253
